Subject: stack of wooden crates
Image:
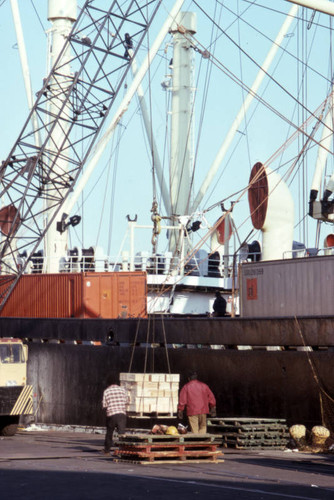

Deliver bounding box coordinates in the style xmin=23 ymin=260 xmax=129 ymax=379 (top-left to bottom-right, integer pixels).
xmin=120 ymin=373 xmax=179 ymax=416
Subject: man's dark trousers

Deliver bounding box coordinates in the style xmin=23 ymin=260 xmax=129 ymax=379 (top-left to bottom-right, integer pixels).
xmin=104 ymin=413 xmax=126 ymax=452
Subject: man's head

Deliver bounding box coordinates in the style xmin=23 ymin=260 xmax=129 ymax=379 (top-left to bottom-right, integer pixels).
xmin=106 ymin=374 xmax=116 ymax=387
xmin=215 ymin=291 xmax=221 ymax=298
xmin=188 ymin=370 xmax=198 ymax=381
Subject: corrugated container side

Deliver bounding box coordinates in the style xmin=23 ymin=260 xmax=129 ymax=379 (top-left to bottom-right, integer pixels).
xmin=0 ymin=274 xmax=83 ymax=318
xmin=83 ymin=272 xmax=147 ymax=318
xmin=240 ymin=255 xmax=334 ymax=317
xmin=0 ymin=272 xmax=147 ymax=319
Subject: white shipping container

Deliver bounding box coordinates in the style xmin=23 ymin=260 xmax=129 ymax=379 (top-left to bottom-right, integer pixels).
xmin=240 ymin=255 xmax=334 ymax=317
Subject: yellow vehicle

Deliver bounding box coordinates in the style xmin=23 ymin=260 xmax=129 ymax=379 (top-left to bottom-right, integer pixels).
xmin=0 ymin=338 xmax=33 ymax=436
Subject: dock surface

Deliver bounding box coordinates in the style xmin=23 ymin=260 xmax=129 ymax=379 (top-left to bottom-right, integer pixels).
xmin=0 ymin=428 xmax=333 ymax=499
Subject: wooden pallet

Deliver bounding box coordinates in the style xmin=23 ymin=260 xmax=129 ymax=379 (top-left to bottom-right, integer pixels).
xmin=208 ymin=418 xmax=287 ymax=428
xmin=113 ymin=457 xmax=225 ymax=465
xmin=209 ymin=423 xmax=287 ymax=431
xmin=114 ymin=449 xmax=223 ymax=463
xmin=223 ymin=440 xmax=287 ymax=449
xmin=117 ymin=442 xmax=218 ymax=454
xmin=220 ymin=431 xmax=289 ymax=439
xmin=118 ymin=433 xmax=221 ymax=444
xmin=207 ymin=417 xmax=289 ymax=450
xmin=114 ymin=433 xmax=224 ymax=463
xmin=209 ymin=418 xmax=287 ymax=423
xmin=127 ymin=412 xmax=175 ymax=418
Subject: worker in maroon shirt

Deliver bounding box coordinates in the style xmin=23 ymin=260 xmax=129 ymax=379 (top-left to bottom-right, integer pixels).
xmin=177 ymin=371 xmax=216 ymax=434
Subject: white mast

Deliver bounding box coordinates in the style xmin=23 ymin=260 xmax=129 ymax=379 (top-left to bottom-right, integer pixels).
xmin=44 ymin=0 xmax=77 ymax=273
xmin=169 ymin=12 xmax=196 ymax=253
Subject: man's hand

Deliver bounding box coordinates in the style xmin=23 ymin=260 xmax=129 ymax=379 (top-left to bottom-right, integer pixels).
xmin=210 ymin=406 xmax=217 ymax=417
xmin=177 ymin=410 xmax=183 ymax=419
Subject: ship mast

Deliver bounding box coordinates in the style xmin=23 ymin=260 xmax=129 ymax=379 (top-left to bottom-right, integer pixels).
xmin=168 ymin=12 xmax=196 ymax=254
xmin=44 ymin=0 xmax=77 ymax=272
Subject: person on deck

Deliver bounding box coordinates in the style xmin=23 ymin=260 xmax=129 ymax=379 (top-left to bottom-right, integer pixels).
xmin=212 ymin=291 xmax=227 ymax=317
xmin=177 ymin=371 xmax=216 ymax=434
xmin=102 ymin=376 xmax=129 ymax=455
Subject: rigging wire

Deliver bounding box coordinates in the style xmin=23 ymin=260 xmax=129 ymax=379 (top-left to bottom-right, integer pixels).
xmin=172 ymin=2 xmax=284 ymax=217
xmin=30 ymin=0 xmax=47 ymax=34
xmin=107 ymin=127 xmax=121 ymax=255
xmin=185 ymin=29 xmax=333 ymax=156
xmin=188 ymin=96 xmax=329 ymax=276
xmin=183 ymin=16 xmax=331 ymax=217
xmin=302 ymin=8 xmax=308 ymax=245
xmin=94 ymin=121 xmax=120 ymax=253
xmin=197 ymin=0 xmax=268 ymax=209
xmin=190 ymin=1 xmax=223 ymax=210
xmin=145 ymin=21 xmax=157 ymax=205
xmin=133 ymin=47 xmax=167 ymax=213
xmin=242 ymin=0 xmax=334 ymax=33
xmin=192 ymin=0 xmax=333 ymax=135
xmin=216 ymin=1 xmax=332 ymax=86
xmin=237 ymin=0 xmax=252 ymax=171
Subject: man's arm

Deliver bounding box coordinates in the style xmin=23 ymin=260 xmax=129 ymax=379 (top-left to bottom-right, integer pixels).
xmin=178 ymin=386 xmax=187 ymax=411
xmin=122 ymin=387 xmax=130 ymax=406
xmin=207 ymin=386 xmax=216 ymax=408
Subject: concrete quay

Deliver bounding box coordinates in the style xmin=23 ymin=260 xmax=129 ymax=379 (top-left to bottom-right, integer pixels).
xmin=0 ymin=428 xmax=333 ymax=499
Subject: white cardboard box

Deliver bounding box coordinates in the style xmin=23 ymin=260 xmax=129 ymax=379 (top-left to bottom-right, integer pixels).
xmin=120 ymin=373 xmax=180 ymax=414
xmin=119 ymin=373 xmax=150 ymax=382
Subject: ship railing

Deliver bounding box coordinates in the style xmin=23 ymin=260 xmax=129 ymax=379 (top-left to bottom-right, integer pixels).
xmin=22 ymin=249 xmax=243 ymax=279
xmin=283 ymin=246 xmax=334 ymax=259
xmin=22 ymin=254 xmax=108 ymax=274
xmin=130 ymin=250 xmax=239 ymax=279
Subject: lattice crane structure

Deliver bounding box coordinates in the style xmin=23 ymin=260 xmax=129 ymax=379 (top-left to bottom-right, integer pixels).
xmin=0 ymin=0 xmax=162 ymax=306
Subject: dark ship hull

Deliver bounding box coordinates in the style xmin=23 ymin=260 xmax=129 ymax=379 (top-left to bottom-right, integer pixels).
xmin=2 ymin=315 xmax=333 ymax=428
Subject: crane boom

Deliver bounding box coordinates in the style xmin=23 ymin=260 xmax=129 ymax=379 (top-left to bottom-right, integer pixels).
xmin=0 ymin=0 xmax=162 ymax=306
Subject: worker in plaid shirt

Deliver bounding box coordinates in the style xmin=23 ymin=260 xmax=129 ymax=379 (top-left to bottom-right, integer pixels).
xmin=102 ymin=376 xmax=129 ymax=454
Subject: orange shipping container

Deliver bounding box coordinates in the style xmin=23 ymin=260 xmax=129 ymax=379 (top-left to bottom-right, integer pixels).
xmin=0 ymin=272 xmax=147 ymax=319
